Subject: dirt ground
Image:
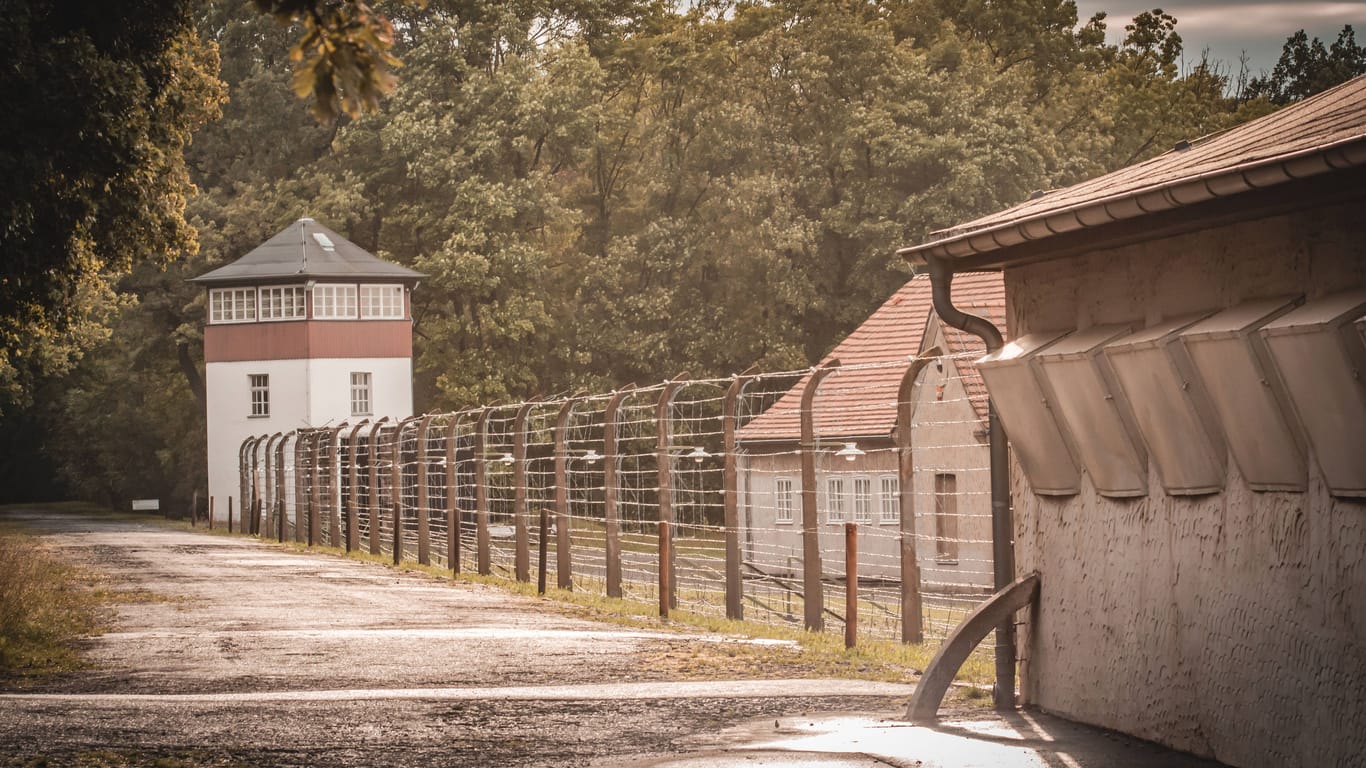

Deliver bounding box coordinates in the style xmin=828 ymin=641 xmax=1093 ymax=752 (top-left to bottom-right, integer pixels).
xmin=0 ymin=508 xmax=1226 ymax=767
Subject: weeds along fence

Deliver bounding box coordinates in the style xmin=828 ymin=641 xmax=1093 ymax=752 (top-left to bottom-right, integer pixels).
xmin=235 ymin=353 xmax=995 ymax=648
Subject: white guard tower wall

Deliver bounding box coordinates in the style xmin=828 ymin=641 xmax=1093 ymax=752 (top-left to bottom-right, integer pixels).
xmin=194 ymin=217 xmax=423 ymax=525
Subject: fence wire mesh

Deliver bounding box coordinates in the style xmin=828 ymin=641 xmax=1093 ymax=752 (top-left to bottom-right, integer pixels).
xmin=238 ymin=353 xmax=996 ymax=649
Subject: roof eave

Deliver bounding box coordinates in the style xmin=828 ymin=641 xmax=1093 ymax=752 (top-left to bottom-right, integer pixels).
xmin=898 ymin=137 xmax=1366 ymax=269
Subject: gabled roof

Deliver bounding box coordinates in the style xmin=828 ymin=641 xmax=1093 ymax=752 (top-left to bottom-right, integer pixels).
xmin=898 ymin=74 xmax=1366 ymax=268
xmin=737 ymin=272 xmax=1004 ymax=443
xmin=190 ymin=217 xmax=424 ymax=285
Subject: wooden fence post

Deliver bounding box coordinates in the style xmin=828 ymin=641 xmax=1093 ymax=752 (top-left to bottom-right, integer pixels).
xmin=845 ymin=522 xmax=858 ymax=649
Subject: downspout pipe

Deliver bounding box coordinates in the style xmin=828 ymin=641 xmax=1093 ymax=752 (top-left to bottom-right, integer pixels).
xmin=925 ymin=255 xmax=1017 ymax=712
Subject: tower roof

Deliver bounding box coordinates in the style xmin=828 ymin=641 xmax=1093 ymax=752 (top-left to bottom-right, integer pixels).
xmin=190 ymin=217 xmax=424 ymax=285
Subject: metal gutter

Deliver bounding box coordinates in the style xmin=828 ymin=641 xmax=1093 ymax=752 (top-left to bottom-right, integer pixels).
xmin=924 ymin=256 xmax=1016 ymax=712
xmin=899 ymin=137 xmax=1366 ymax=267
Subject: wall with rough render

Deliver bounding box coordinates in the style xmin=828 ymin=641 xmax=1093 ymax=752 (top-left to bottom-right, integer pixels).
xmin=1005 ymin=200 xmax=1366 ymax=766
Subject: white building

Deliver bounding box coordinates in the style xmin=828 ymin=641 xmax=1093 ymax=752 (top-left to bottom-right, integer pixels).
xmin=192 ymin=217 xmax=422 ymax=525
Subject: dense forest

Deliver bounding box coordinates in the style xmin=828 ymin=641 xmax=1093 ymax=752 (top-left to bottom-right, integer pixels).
xmin=2 ymin=0 xmax=1363 ymax=508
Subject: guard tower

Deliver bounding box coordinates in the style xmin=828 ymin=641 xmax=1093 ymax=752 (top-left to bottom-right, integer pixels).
xmin=191 ymin=217 xmax=423 ymax=524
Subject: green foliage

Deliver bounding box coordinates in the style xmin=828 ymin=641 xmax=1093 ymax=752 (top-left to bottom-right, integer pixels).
xmin=13 ymin=0 xmax=1276 ymax=506
xmin=1246 ymin=26 xmax=1366 ymax=105
xmin=0 ymin=1 xmax=225 ymax=414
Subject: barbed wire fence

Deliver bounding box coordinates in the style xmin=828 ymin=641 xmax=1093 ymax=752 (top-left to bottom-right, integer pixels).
xmin=235 ymin=352 xmax=996 ymax=649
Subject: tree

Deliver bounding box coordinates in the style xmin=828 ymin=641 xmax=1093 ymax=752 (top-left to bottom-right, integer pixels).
xmin=1246 ymin=26 xmax=1366 ymax=105
xmin=0 ymin=0 xmax=225 ymax=413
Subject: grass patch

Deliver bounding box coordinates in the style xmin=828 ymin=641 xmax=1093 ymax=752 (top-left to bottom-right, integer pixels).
xmin=0 ymin=522 xmax=108 ymax=683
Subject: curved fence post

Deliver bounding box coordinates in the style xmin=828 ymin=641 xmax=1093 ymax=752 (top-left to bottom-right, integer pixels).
xmin=345 ymin=421 xmax=369 ymax=552
xmin=446 ymin=411 xmax=465 ymax=575
xmin=308 ymin=429 xmax=324 ymax=546
xmin=474 ymin=407 xmax=493 ymax=575
xmin=657 ymin=373 xmax=688 ymax=612
xmin=553 ymin=394 xmax=585 ymax=590
xmin=723 ymin=367 xmax=758 ymax=620
xmin=416 ymin=413 xmax=435 ymax=565
xmin=801 ymin=360 xmax=840 ymax=632
xmin=275 ymin=434 xmax=289 ymax=543
xmin=392 ymin=415 xmax=421 ymax=565
xmin=513 ymin=400 xmax=536 ymax=582
xmin=367 ymin=418 xmax=390 ymax=556
xmin=603 ymin=386 xmax=634 ymax=598
xmin=294 ymin=432 xmax=308 ymax=543
xmin=896 ymin=348 xmax=940 ymax=644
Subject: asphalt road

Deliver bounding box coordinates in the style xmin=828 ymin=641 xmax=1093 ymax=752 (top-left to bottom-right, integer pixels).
xmin=0 ymin=508 xmax=1225 ymax=767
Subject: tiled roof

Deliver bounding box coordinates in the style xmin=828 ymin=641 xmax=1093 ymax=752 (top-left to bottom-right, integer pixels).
xmin=191 ymin=218 xmax=424 ymax=285
xmin=899 ymin=74 xmax=1366 ymax=266
xmin=737 ymin=272 xmax=1004 ymax=442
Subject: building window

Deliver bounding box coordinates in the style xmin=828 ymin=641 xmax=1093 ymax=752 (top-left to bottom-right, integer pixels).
xmin=825 ymin=476 xmax=846 ymax=523
xmin=774 ymin=477 xmax=794 ymax=524
xmin=208 ymin=287 xmax=256 ymax=324
xmin=350 ymin=372 xmax=372 ymax=417
xmin=360 ymin=284 xmax=404 ymax=319
xmin=852 ymin=477 xmax=872 ymax=523
xmin=879 ymin=475 xmax=899 ymax=524
xmin=259 ymin=285 xmax=306 ymax=320
xmin=934 ymin=473 xmax=958 ymax=563
xmin=313 ymin=284 xmax=358 ymax=319
xmin=249 ymin=374 xmax=269 ymax=417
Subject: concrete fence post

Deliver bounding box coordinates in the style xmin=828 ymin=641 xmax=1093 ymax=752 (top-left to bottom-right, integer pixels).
xmin=603 ymin=387 xmax=634 ymax=598
xmin=367 ymin=418 xmax=389 ymax=556
xmin=658 ymin=520 xmax=672 ymax=619
xmin=474 ymin=408 xmax=492 ymax=575
xmin=416 ymin=414 xmax=434 ymax=565
xmin=553 ymin=395 xmax=585 ymax=590
xmin=800 ymin=360 xmax=840 ymax=632
xmin=446 ymin=412 xmax=463 ymax=576
xmin=723 ymin=367 xmax=757 ymax=621
xmin=657 ymin=374 xmax=687 ymax=611
xmin=513 ymin=401 xmax=535 ymax=582
xmin=897 ymin=350 xmax=938 ymax=645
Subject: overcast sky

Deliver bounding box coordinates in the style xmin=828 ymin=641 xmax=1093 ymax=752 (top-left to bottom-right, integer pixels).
xmin=1073 ymin=1 xmax=1366 ymax=77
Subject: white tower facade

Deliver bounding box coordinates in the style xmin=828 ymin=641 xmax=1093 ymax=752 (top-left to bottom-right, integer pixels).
xmin=193 ymin=217 xmax=422 ymax=524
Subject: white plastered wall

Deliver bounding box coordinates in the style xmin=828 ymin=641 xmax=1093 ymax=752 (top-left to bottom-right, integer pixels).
xmin=1006 ymin=200 xmax=1366 ymax=766
xmin=205 ymin=356 xmax=412 ymax=524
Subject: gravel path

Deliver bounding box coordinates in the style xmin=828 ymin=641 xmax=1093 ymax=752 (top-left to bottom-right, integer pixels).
xmin=0 ymin=509 xmax=910 ymax=766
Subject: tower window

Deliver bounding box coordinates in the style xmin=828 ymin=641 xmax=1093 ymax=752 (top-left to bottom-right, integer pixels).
xmin=313 ymin=284 xmax=358 ymax=319
xmin=259 ymin=285 xmax=306 ymax=320
xmin=350 ymin=372 xmax=372 ymax=417
xmin=249 ymin=374 xmax=269 ymax=417
xmin=360 ymin=284 xmax=404 ymax=319
xmin=209 ymin=287 xmax=256 ymax=324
